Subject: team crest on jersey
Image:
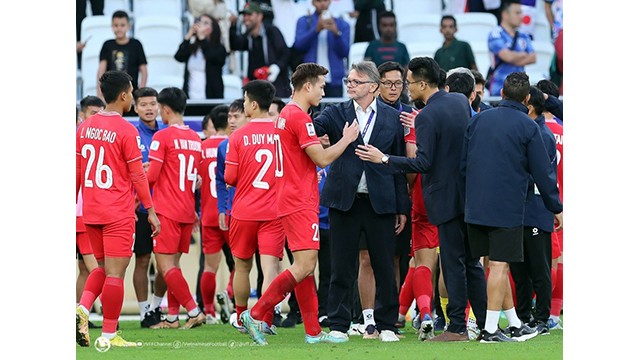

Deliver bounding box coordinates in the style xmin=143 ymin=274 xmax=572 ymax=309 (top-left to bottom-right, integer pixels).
xmin=277 ymin=117 xmax=286 ymax=130
xmin=306 ymin=122 xmax=316 ymax=136
xmin=404 ymin=125 xmax=410 ymax=136
xmin=150 ymin=140 xmax=160 ymax=151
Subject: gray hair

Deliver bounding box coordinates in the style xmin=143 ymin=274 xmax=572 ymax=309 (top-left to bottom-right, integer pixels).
xmin=351 ymin=61 xmax=380 ymax=84
xmin=446 ymin=67 xmax=475 ymax=88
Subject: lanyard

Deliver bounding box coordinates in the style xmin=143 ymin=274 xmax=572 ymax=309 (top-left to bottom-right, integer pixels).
xmin=360 ymin=109 xmax=375 ymax=139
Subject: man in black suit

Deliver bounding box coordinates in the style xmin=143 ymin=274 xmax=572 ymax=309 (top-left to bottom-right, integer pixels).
xmin=314 ymin=61 xmax=410 ymax=343
xmin=355 ymin=56 xmax=487 ymax=342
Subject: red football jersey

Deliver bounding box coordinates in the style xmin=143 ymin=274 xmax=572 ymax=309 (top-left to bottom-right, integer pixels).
xmin=76 ymin=111 xmax=143 ymax=224
xmin=545 ymin=119 xmax=563 ymax=202
xmin=225 ymin=119 xmax=279 ymax=221
xmin=199 ymin=135 xmax=228 ymax=226
xmin=274 ymin=103 xmax=321 ymax=216
xmin=148 ymin=125 xmax=202 ymax=223
xmin=404 ymin=125 xmax=416 ymax=144
xmin=411 ymin=173 xmax=427 ymax=216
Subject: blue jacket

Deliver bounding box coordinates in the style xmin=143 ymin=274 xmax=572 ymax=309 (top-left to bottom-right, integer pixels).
xmin=462 ymin=100 xmax=562 ymax=228
xmin=523 ymin=114 xmax=558 ymax=232
xmin=314 ymin=98 xmax=410 ymax=215
xmin=385 ymin=90 xmax=469 ymax=226
xmin=293 ymin=12 xmax=350 ymax=86
xmin=216 ymin=138 xmax=235 ymax=216
xmin=135 ymin=120 xmax=165 ymax=213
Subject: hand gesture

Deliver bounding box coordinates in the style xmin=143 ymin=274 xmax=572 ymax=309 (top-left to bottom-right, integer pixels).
xmin=399 ymin=109 xmax=419 ymax=129
xmin=186 ymin=24 xmax=197 ymax=40
xmin=323 ymin=18 xmax=339 ymax=34
xmin=342 ymin=120 xmax=359 ymax=143
xmin=148 ymin=209 xmax=161 ymax=238
xmin=355 ymin=144 xmax=385 ymax=163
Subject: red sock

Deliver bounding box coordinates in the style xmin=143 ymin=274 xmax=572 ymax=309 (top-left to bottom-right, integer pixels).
xmin=398 ymin=267 xmax=415 ymax=315
xmin=550 ymin=263 xmax=563 ymax=316
xmin=413 ymin=266 xmax=433 ymax=320
xmin=79 ymin=267 xmax=106 ymax=310
xmin=464 ymin=301 xmax=471 ymax=322
xmin=167 ymin=288 xmax=180 ymax=316
xmin=250 ymin=269 xmax=297 ymax=321
xmin=508 ymin=271 xmax=517 ymax=308
xmin=101 ymin=276 xmax=124 ymax=334
xmin=164 ymin=267 xmax=198 ymax=312
xmin=294 ymin=275 xmax=322 ymax=336
xmin=550 ymin=267 xmax=557 ymax=292
xmin=236 ymin=305 xmax=247 ymax=324
xmin=201 ymin=271 xmax=217 ymax=316
xmin=227 ymin=270 xmax=235 ymax=299
xmin=263 ymin=307 xmax=274 ymax=327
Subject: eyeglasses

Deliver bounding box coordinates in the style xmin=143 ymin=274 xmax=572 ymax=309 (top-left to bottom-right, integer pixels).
xmin=380 ymin=80 xmax=404 ymax=89
xmin=343 ymin=78 xmax=376 ymax=87
xmin=406 ymin=80 xmax=424 ymax=86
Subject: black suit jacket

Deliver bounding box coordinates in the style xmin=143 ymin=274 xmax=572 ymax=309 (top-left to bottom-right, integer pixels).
xmin=314 ymin=98 xmax=410 ymax=215
xmin=388 ymin=90 xmax=470 ymax=226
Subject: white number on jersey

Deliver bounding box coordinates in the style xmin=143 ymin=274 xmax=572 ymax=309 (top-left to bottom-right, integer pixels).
xmin=274 ymin=134 xmax=284 ymax=178
xmin=82 ymin=144 xmax=113 ymax=189
xmin=208 ymin=161 xmax=217 ymax=198
xmin=253 ymin=149 xmax=273 ymax=190
xmin=312 ymin=223 xmax=320 ymax=241
xmin=177 ymin=153 xmax=198 ymax=192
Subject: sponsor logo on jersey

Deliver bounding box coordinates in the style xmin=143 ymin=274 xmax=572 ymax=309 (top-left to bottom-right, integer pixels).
xmin=277 ymin=117 xmax=286 ymax=130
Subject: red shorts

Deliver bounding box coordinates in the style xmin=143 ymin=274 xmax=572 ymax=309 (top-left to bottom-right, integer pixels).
xmin=551 ymin=230 xmax=562 ymax=259
xmin=76 ymin=216 xmax=86 ymax=232
xmin=76 ymin=231 xmax=93 ymax=255
xmin=410 ymin=212 xmax=439 ymax=256
xmin=229 ymin=218 xmax=285 ymax=259
xmin=202 ymin=225 xmax=229 ymax=254
xmin=281 ymin=210 xmax=321 ymax=252
xmin=153 ymin=214 xmax=193 ymax=254
xmin=85 ymin=217 xmax=136 ymax=261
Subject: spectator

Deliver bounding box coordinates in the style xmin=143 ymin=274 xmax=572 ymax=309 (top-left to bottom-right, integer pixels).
xmin=461 ymin=71 xmax=562 ymax=343
xmin=434 ymin=15 xmax=477 ymax=72
xmin=486 ymin=1 xmax=536 ymax=96
xmin=97 ymin=10 xmax=148 ymax=100
xmin=292 ymin=0 xmax=350 ymax=98
xmin=188 ymin=0 xmax=236 ymax=74
xmin=76 ymin=0 xmax=104 ymax=68
xmin=174 ymin=15 xmax=228 ymax=99
xmin=353 ymin=0 xmax=386 ymax=43
xmin=544 ymin=0 xmax=563 ymax=41
xmin=363 ymin=11 xmax=410 ymax=68
xmin=229 ymin=1 xmax=291 ymax=98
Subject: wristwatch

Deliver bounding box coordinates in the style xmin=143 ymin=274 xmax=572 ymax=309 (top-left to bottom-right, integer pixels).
xmin=381 ymin=154 xmax=389 ymax=165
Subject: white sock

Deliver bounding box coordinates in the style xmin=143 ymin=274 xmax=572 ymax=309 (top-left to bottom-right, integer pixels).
xmin=485 ymin=310 xmax=501 ymax=333
xmin=166 ymin=314 xmax=178 ymax=322
xmin=151 ymin=295 xmax=163 ymax=310
xmin=504 ymin=307 xmax=522 ymax=328
xmin=138 ymin=301 xmax=150 ymax=320
xmin=188 ymin=307 xmax=201 ymax=317
xmin=78 ymin=304 xmax=90 ymax=317
xmin=102 ymin=332 xmax=116 ymax=340
xmin=362 ymin=309 xmax=375 ymax=327
xmin=550 ymin=315 xmax=560 ymax=322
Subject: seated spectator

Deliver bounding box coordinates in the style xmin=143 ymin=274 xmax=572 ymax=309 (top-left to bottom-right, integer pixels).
xmin=175 ymin=15 xmax=228 ymax=99
xmin=434 ymin=15 xmax=477 ymax=72
xmin=364 ymin=11 xmax=409 ymax=68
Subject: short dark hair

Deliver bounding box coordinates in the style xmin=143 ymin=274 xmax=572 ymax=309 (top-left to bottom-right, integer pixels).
xmin=80 ymin=95 xmax=105 ymax=111
xmin=441 ymin=15 xmax=457 ymax=27
xmin=210 ymin=105 xmax=229 ymax=130
xmin=271 ymin=97 xmax=286 ymax=113
xmin=99 ymin=70 xmax=132 ymax=104
xmin=112 ymin=10 xmax=129 ymax=22
xmin=528 ymin=86 xmax=546 ymax=116
xmin=471 ymin=69 xmax=486 ymax=87
xmin=408 ymin=57 xmax=441 ymax=88
xmin=378 ymin=10 xmax=396 ymax=22
xmin=157 ymin=87 xmax=188 ymax=114
xmin=242 ymin=80 xmax=276 ymax=111
xmin=446 ymin=72 xmax=475 ymax=99
xmin=502 ymin=72 xmax=530 ymax=102
xmin=133 ymin=87 xmax=158 ymax=102
xmin=291 ymin=63 xmax=328 ymax=91
xmin=229 ymin=98 xmax=245 ymax=113
xmin=536 ymin=79 xmax=560 ymax=98
xmin=377 ymin=61 xmax=405 ymax=79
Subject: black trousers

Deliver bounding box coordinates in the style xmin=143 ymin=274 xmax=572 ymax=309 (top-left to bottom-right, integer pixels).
xmin=510 ymin=226 xmax=552 ymax=323
xmin=439 ymin=215 xmax=487 ymax=333
xmin=327 ymin=196 xmax=398 ymax=333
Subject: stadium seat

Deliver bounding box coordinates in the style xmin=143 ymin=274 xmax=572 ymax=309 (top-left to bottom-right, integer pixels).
xmin=134 ymin=15 xmax=184 ymax=79
xmin=397 ymin=14 xmax=441 ymax=44
xmin=222 ymin=74 xmax=243 ymax=99
xmin=80 ymin=15 xmax=115 ymax=54
xmin=525 ymin=40 xmax=555 ymax=84
xmin=533 ymin=15 xmax=553 ymax=43
xmin=469 ymin=41 xmax=491 ymax=77
xmin=393 ymin=0 xmax=441 ymax=20
xmin=146 ymin=75 xmax=184 ymax=93
xmin=349 ymin=41 xmax=369 ymax=67
xmin=454 ymin=12 xmax=498 ymax=44
xmin=103 ymin=0 xmax=131 ymax=16
xmin=81 ymin=51 xmax=100 ymax=97
xmin=405 ymin=41 xmax=440 ymax=59
xmin=132 ymin=0 xmax=184 ymax=18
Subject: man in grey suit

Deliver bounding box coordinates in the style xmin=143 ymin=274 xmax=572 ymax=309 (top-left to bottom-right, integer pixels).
xmin=356 ymin=56 xmax=487 ymax=342
xmin=314 ymin=61 xmax=410 ymax=343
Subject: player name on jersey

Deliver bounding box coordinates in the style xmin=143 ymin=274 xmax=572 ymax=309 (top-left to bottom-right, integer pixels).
xmin=554 ymin=133 xmax=562 ymax=145
xmin=243 ymin=133 xmax=278 ymax=146
xmin=173 ymin=139 xmax=202 ymax=151
xmin=204 ymin=147 xmax=218 ymax=158
xmin=78 ymin=126 xmax=117 ymax=144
